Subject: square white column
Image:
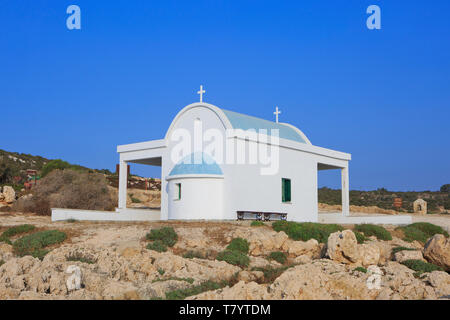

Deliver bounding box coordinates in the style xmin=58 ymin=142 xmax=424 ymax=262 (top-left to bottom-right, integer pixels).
xmin=341 ymin=166 xmax=350 ymax=216
xmin=118 ymin=160 xmax=128 ymax=209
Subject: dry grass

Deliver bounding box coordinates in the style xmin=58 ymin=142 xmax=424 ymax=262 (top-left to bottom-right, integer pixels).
xmin=13 ymin=169 xmax=115 ymax=215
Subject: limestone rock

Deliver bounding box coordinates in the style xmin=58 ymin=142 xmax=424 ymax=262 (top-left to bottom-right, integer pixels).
xmin=283 ymin=239 xmax=320 ymax=257
xmin=238 ymin=270 xmax=264 ymax=283
xmin=293 ymin=254 xmax=312 ymax=264
xmin=102 ymin=280 xmax=140 ymax=300
xmin=423 ymin=271 xmax=450 ymax=297
xmin=360 ymin=244 xmax=381 ymax=267
xmin=1 ymin=186 xmax=15 ymax=203
xmin=138 ymin=280 xmax=191 ymax=299
xmin=188 ymin=281 xmax=268 ymax=300
xmin=326 ymin=230 xmax=360 ymax=264
xmin=394 ymin=249 xmax=425 ymax=263
xmin=423 ymin=234 xmax=450 ymax=271
xmin=268 ymin=260 xmax=376 ymax=300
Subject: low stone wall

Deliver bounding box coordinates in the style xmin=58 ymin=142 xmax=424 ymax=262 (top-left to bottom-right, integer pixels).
xmin=51 ymin=208 xmax=161 ymax=222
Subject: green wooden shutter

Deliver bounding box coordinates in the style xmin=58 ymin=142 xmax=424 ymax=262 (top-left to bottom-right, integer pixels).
xmin=285 ymin=179 xmax=291 ymax=202
xmin=282 ymin=178 xmax=291 ymax=202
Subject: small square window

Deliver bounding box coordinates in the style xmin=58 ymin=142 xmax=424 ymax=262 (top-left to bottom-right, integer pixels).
xmin=282 ymin=178 xmax=291 ymax=203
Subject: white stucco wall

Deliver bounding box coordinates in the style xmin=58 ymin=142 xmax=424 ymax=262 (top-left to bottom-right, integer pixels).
xmin=167 ymin=176 xmax=224 ymax=220
xmin=222 ymin=139 xmax=319 ymax=222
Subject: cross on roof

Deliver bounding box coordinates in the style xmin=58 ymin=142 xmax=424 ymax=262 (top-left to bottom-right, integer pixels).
xmin=273 ymin=106 xmax=281 ymax=123
xmin=197 ymin=85 xmax=205 ymax=103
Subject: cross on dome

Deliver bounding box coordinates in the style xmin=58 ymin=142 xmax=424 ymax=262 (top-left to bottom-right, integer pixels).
xmin=197 ymin=85 xmax=205 ymax=103
xmin=273 ymin=106 xmax=281 ymax=123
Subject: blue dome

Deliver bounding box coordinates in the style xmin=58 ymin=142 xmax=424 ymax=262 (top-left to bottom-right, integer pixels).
xmin=169 ymin=152 xmax=223 ymax=176
xmin=221 ymin=109 xmax=307 ymax=144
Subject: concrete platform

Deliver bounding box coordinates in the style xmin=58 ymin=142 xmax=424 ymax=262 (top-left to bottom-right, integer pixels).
xmin=318 ymin=212 xmax=412 ymax=225
xmin=51 ymin=207 xmax=161 ymax=222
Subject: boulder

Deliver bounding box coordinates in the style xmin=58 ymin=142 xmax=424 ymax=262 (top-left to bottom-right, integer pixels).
xmin=283 ymin=239 xmax=320 ymax=257
xmin=423 ymin=234 xmax=450 ymax=271
xmin=425 ymin=271 xmax=450 ymax=297
xmin=1 ymin=186 xmax=15 ymax=203
xmin=326 ymin=230 xmax=360 ymax=264
xmin=394 ymin=250 xmax=425 ymax=263
xmin=360 ymin=244 xmax=381 ymax=267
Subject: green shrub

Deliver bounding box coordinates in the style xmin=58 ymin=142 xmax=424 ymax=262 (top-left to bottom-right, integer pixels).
xmin=250 ymin=221 xmax=265 ymax=227
xmin=353 ymin=231 xmax=367 ymax=244
xmin=0 ymin=224 xmax=35 ymax=243
xmin=0 ymin=259 xmax=4 ymax=267
xmin=353 ymin=266 xmax=367 ymax=273
xmin=13 ymin=230 xmax=67 ymax=259
xmin=66 ymin=252 xmax=96 ymax=264
xmin=268 ymin=251 xmax=287 ymax=264
xmin=146 ymin=227 xmax=178 ymax=247
xmin=165 ymin=280 xmax=224 ymax=300
xmin=226 ymin=238 xmax=249 ymax=254
xmin=251 ymin=265 xmax=294 ymax=283
xmin=401 ymin=259 xmax=443 ymax=275
xmin=183 ymin=250 xmax=205 ymax=259
xmin=272 ymin=221 xmax=343 ymax=243
xmin=157 ymin=268 xmax=165 ymax=275
xmin=131 ymin=197 xmax=141 ymax=203
xmin=153 ymin=276 xmax=194 ymax=284
xmin=354 ymin=224 xmax=392 ymax=241
xmin=146 ymin=240 xmax=167 ymax=252
xmin=391 ymin=246 xmax=417 ymax=255
xmin=216 ymin=250 xmax=250 ymax=267
xmin=397 ymin=222 xmax=449 ymax=243
xmin=41 ymin=160 xmax=72 ymax=177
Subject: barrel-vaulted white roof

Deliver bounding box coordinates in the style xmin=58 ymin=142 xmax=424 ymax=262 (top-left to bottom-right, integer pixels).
xmin=164 ymin=102 xmax=312 ymax=145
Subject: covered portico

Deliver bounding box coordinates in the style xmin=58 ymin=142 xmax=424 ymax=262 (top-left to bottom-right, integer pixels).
xmin=317 ymin=162 xmax=350 ymax=216
xmin=116 ymin=139 xmax=167 ymax=219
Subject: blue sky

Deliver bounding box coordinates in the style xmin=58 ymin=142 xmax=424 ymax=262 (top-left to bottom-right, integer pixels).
xmin=1 ymin=1 xmax=449 ymax=191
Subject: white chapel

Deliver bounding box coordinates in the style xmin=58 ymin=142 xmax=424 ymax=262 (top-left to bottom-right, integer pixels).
xmin=115 ymin=87 xmax=352 ymax=222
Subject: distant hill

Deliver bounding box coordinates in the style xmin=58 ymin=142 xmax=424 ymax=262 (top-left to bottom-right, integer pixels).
xmin=0 ymin=149 xmax=112 ymax=189
xmin=319 ymin=187 xmax=450 ymax=214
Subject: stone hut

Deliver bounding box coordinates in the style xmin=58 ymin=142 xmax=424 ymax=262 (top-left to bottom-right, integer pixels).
xmin=413 ymin=199 xmax=427 ymax=215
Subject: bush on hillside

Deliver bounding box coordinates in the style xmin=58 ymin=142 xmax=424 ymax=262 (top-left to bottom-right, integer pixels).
xmin=250 ymin=221 xmax=265 ymax=227
xmin=216 ymin=250 xmax=250 ymax=267
xmin=146 ymin=240 xmax=167 ymax=253
xmin=226 ymin=238 xmax=249 ymax=254
xmin=396 ymin=222 xmax=449 ymax=243
xmin=354 ymin=224 xmax=392 ymax=241
xmin=13 ymin=169 xmax=115 ymax=215
xmin=146 ymin=227 xmax=178 ymax=247
xmin=272 ymin=221 xmax=343 ymax=243
xmin=401 ymin=259 xmax=443 ymax=275
xmin=41 ymin=160 xmax=72 ymax=177
xmin=268 ymin=251 xmax=287 ymax=264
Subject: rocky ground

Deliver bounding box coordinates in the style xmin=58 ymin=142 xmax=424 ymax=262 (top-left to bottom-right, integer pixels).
xmin=0 ymin=212 xmax=449 ymax=300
